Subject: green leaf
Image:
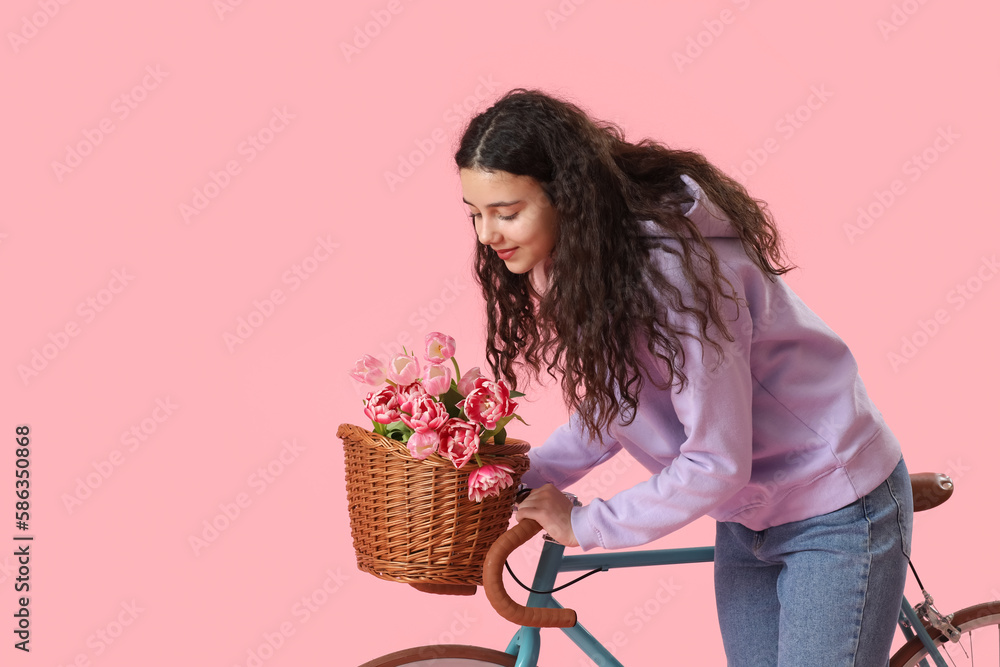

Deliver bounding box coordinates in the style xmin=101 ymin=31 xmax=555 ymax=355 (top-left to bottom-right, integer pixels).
xmin=384 ymin=420 xmax=413 ymax=443
xmin=493 ymin=428 xmax=506 ymax=446
xmin=440 ymin=386 xmax=465 ymax=419
xmin=511 ymin=413 xmax=530 ymax=426
xmin=509 ymin=390 xmax=526 ymax=398
xmin=478 ymin=415 xmax=516 ymax=444
xmin=477 ymin=424 xmax=498 ymax=444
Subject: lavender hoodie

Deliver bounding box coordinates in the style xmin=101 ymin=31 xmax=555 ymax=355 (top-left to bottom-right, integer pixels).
xmin=520 ymin=174 xmax=903 ymax=551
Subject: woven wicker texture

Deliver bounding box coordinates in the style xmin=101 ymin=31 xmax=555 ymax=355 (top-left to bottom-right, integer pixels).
xmin=338 ymin=423 xmax=531 ymax=591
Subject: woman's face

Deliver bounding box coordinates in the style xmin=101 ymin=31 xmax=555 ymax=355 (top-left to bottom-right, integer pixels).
xmin=460 ymin=168 xmax=558 ymax=275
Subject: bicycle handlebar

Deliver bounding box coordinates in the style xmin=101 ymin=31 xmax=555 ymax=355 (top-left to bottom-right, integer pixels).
xmin=482 ymin=474 xmax=955 ymax=633
xmin=483 ymin=518 xmax=578 ymax=628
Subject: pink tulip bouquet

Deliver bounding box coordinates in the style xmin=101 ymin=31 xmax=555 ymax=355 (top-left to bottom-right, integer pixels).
xmin=348 ymin=332 xmax=528 ymax=503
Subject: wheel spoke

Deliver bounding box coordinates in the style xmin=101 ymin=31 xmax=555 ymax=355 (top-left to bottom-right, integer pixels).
xmin=957 ymin=634 xmax=969 ymax=660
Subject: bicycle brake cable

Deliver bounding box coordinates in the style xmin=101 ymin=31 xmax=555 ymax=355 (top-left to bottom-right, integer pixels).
xmin=907 ymin=558 xmax=925 ymax=591
xmin=503 ymin=560 xmax=605 ymax=594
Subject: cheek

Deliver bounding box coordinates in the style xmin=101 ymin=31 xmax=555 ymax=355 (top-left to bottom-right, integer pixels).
xmin=525 ymin=217 xmax=554 ymax=247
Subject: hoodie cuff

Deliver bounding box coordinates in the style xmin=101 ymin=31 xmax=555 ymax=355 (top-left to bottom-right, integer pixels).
xmin=570 ymin=504 xmax=603 ymax=552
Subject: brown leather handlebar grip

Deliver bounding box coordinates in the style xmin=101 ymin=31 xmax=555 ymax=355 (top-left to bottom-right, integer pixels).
xmin=483 ymin=519 xmax=578 ymax=628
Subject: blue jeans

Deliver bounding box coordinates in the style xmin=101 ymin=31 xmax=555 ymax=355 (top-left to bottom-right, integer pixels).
xmin=714 ymin=456 xmax=913 ymax=666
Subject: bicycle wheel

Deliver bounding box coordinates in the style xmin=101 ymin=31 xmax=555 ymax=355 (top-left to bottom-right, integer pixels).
xmin=360 ymin=644 xmax=517 ymax=666
xmin=891 ymin=601 xmax=1000 ymax=667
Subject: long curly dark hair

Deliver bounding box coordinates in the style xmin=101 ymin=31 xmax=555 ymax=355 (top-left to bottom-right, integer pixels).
xmin=454 ymin=88 xmax=794 ymax=444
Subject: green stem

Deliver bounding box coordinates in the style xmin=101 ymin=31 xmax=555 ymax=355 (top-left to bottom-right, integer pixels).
xmin=451 ymin=356 xmax=462 ymax=382
xmin=473 ymin=452 xmax=483 ymax=468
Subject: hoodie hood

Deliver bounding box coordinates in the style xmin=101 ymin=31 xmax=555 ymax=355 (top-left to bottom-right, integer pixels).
xmin=677 ymin=173 xmax=738 ymax=238
xmin=645 ymin=173 xmax=738 ymax=239
xmin=529 ymin=174 xmax=735 ymax=296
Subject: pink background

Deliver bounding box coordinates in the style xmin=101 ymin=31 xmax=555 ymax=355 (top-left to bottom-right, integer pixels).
xmin=3 ymin=1 xmax=998 ymax=664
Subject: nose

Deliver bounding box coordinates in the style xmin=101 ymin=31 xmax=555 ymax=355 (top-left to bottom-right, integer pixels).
xmin=476 ymin=213 xmax=502 ymax=246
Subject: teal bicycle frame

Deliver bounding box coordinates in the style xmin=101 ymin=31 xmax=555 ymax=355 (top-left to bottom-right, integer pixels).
xmin=502 ymin=538 xmax=950 ymax=667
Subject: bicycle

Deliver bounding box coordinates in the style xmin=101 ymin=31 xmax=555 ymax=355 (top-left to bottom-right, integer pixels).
xmin=361 ymin=472 xmax=1000 ymax=666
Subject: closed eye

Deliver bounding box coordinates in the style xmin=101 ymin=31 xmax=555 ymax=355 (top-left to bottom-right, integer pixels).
xmin=468 ymin=212 xmax=518 ymax=222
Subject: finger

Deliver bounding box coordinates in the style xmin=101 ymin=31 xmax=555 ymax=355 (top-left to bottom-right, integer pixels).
xmin=515 ymin=505 xmax=544 ymax=525
xmin=515 ymin=506 xmax=537 ymax=524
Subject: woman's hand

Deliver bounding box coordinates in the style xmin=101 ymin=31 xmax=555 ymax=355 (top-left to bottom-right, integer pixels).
xmin=515 ymin=483 xmax=580 ymax=548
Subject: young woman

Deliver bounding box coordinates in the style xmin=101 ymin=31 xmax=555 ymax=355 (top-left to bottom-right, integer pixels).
xmin=454 ymin=88 xmax=914 ymax=666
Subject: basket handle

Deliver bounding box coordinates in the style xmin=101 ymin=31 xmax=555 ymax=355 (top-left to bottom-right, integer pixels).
xmin=482 ymin=519 xmax=578 ymax=628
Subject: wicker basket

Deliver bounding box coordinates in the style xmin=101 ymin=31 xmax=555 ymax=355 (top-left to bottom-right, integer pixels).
xmin=338 ymin=422 xmax=531 ymax=596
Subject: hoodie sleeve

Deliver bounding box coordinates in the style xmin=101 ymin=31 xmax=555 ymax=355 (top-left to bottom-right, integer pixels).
xmin=519 ymin=411 xmax=623 ymax=491
xmin=569 ymin=260 xmax=755 ymax=551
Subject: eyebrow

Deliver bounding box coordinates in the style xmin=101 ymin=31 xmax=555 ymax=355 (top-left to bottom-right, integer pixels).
xmin=462 ymin=198 xmax=521 ymax=208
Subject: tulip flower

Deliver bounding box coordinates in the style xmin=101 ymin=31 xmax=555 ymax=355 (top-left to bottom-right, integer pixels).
xmin=467 ymin=464 xmax=515 ymax=502
xmin=396 ymin=381 xmax=429 ymax=414
xmin=425 ymin=332 xmax=457 ymax=364
xmin=363 ymin=386 xmax=401 ymax=425
xmin=348 ymin=354 xmax=387 ymax=386
xmin=439 ymin=418 xmax=480 ymax=469
xmin=386 ymin=352 xmax=420 ymax=385
xmin=423 ymin=363 xmax=452 ymax=396
xmin=407 ymin=428 xmax=440 ymax=460
xmin=457 ymin=366 xmax=484 ymax=397
xmin=400 ymin=394 xmax=449 ymax=432
xmin=458 ymin=377 xmax=518 ymax=430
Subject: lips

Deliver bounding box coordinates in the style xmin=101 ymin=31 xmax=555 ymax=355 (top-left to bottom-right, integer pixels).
xmin=495 ymin=247 xmax=516 ymax=260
